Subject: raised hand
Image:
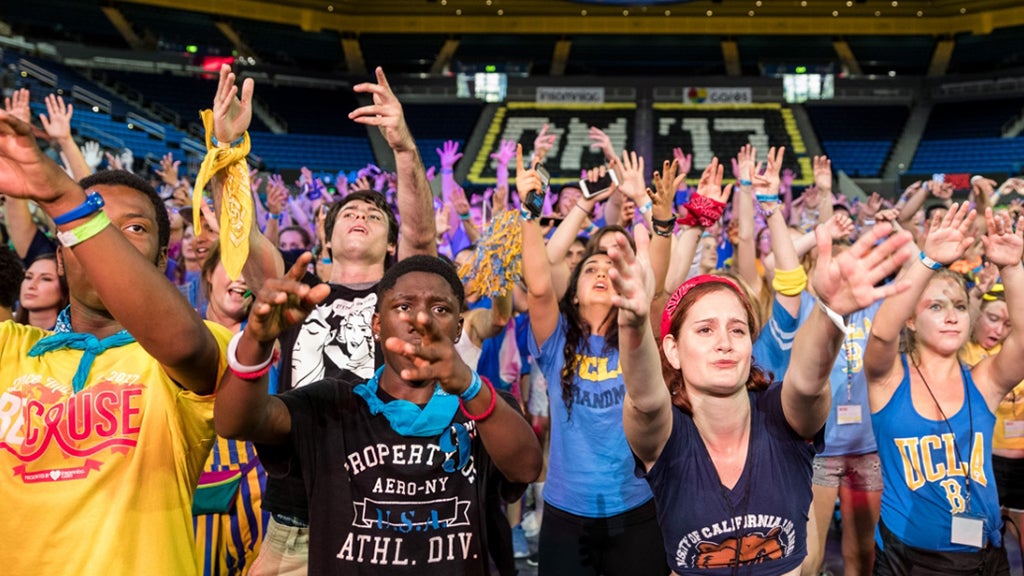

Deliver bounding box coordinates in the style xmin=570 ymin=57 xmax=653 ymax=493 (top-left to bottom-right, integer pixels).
xmin=349 ymin=67 xmax=415 ymax=153
xmin=39 ymin=94 xmax=73 ymax=141
xmin=383 ymin=308 xmax=472 ymax=394
xmin=490 ymin=139 xmax=516 ymax=166
xmin=813 ymin=222 xmax=913 ymax=316
xmin=82 ymin=141 xmax=103 ymax=171
xmin=923 ymin=202 xmax=977 ymax=266
xmin=451 ymin=185 xmax=471 ymax=218
xmin=3 ymin=88 xmax=30 ymax=124
xmin=781 ymin=168 xmax=796 ymax=189
xmin=608 ymin=225 xmax=654 ymax=328
xmin=435 ymin=203 xmax=451 ymax=238
xmin=672 ymin=147 xmax=692 ymax=177
xmin=813 ymin=155 xmax=832 ymax=193
xmin=614 ymin=149 xmax=646 ymax=204
xmin=862 ymin=192 xmax=884 ymax=220
xmin=733 ymin=144 xmax=756 ymax=184
xmin=0 ymin=109 xmax=81 ymax=204
xmin=119 ymin=148 xmax=134 ymax=173
xmin=751 ymin=146 xmax=785 ymax=208
xmin=589 ymin=126 xmax=616 ymax=162
xmin=975 ymin=260 xmax=1000 ymax=295
xmin=265 ymin=174 xmax=288 ymax=217
xmin=533 ymin=123 xmax=556 ymax=164
xmin=436 ymin=140 xmax=463 ymax=169
xmin=213 ymin=64 xmax=254 ymax=144
xmin=980 ymin=208 xmax=1024 ymax=268
xmin=350 ymin=175 xmax=373 ymax=193
xmin=650 ymin=158 xmax=683 ymax=218
xmin=491 ymin=184 xmax=508 ymax=215
xmin=696 ymin=157 xmax=729 ymax=204
xmin=247 ymin=253 xmax=332 ymax=343
xmin=155 ymin=152 xmax=181 ymax=187
xmin=514 ymin=143 xmax=544 ymax=205
xmin=249 ymin=168 xmax=265 ymax=196
xmin=822 ymin=212 xmax=854 ymax=241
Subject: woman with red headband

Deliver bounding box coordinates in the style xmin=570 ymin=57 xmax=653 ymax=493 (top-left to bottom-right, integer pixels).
xmin=607 ymin=214 xmax=912 ymax=575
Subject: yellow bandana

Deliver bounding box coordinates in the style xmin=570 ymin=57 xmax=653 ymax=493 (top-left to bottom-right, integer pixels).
xmin=192 ymin=109 xmax=251 ymax=281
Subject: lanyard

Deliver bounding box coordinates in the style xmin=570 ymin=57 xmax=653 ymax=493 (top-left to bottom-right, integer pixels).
xmin=912 ymin=361 xmax=974 ymax=510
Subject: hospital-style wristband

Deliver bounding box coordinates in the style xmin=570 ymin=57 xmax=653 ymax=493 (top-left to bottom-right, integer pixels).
xmin=57 ymin=210 xmax=110 ymax=247
xmin=817 ymin=299 xmax=847 ymax=331
xmin=918 ymin=251 xmax=943 ymax=271
xmin=227 ymin=330 xmax=280 ymax=380
xmin=460 ymin=370 xmax=483 ymax=401
xmin=53 ymin=191 xmax=105 ymax=225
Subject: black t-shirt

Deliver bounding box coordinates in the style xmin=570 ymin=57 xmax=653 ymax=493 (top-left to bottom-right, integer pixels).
xmin=265 ymin=281 xmax=385 ymax=520
xmin=257 ymin=378 xmax=525 ymax=576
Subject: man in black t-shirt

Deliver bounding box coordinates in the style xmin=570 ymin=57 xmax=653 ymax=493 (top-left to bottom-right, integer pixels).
xmin=260 ymin=67 xmax=440 ymax=571
xmin=215 ymin=255 xmax=542 ymax=575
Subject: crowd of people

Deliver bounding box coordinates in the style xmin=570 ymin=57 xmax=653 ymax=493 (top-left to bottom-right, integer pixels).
xmin=2 ymin=62 xmax=1024 ymax=576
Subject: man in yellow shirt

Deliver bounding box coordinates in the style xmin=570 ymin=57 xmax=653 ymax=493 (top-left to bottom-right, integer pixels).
xmin=0 ymin=105 xmax=230 ymax=574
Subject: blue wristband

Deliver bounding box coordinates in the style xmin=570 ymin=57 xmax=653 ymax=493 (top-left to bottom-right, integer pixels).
xmin=268 ymin=213 xmax=282 ymax=220
xmin=53 ymin=192 xmax=105 ymax=225
xmin=756 ymin=193 xmax=780 ymax=203
xmin=739 ymin=179 xmax=753 ymax=187
xmin=919 ymin=251 xmax=943 ymax=271
xmin=460 ymin=371 xmax=483 ymax=401
xmin=519 ymin=206 xmax=536 ymax=221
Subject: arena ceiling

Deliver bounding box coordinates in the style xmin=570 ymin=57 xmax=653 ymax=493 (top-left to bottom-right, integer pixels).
xmin=122 ymin=0 xmax=1024 ymax=36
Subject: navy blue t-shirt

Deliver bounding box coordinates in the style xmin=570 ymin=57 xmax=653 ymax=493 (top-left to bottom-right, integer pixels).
xmin=638 ymin=386 xmax=822 ymax=575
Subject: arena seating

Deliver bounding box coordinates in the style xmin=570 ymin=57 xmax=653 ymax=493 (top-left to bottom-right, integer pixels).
xmin=805 ymin=104 xmax=909 ymax=177
xmin=910 ymin=97 xmax=1024 ymax=174
xmin=467 ymin=103 xmax=636 ymax=186
xmin=652 ymin=104 xmax=808 ymax=184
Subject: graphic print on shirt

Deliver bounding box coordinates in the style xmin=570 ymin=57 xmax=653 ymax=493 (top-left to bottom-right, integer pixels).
xmin=893 ymin=431 xmax=988 ymax=513
xmin=292 ymin=293 xmax=377 ymax=388
xmin=336 ymin=420 xmax=483 ymax=569
xmin=675 ymin=514 xmax=797 ymax=569
xmin=571 ymin=353 xmax=626 ymax=410
xmin=0 ymin=373 xmax=143 ymax=483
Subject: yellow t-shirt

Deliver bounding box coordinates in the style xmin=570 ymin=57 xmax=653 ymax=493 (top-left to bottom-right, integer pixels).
xmin=960 ymin=341 xmax=1024 ymax=450
xmin=0 ymin=319 xmax=231 ymax=576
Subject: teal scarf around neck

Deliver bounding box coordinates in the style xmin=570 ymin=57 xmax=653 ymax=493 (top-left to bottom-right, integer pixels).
xmin=27 ymin=307 xmax=136 ymax=394
xmin=353 ymin=366 xmax=458 ymax=437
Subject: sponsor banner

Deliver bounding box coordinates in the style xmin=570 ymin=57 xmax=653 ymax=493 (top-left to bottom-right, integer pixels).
xmin=536 ymin=87 xmax=605 ymax=104
xmin=684 ymin=87 xmax=753 ymax=105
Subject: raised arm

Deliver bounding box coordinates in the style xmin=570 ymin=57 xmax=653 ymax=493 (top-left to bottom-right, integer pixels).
xmin=863 ymin=203 xmax=976 ymax=393
xmin=782 ymin=224 xmax=912 ymax=437
xmin=516 ymin=144 xmax=560 ymax=347
xmin=0 ymin=108 xmax=223 ymax=393
xmin=971 ymin=209 xmax=1024 ymax=406
xmin=813 ymin=156 xmax=834 ymax=224
xmin=545 ymin=179 xmax=611 ymax=300
xmin=40 ymin=94 xmax=91 ymax=181
xmin=216 ymin=254 xmax=332 ymax=444
xmin=350 ymin=67 xmax=436 ymax=258
xmin=733 ymin=144 xmax=762 ymax=294
xmin=663 ymin=158 xmax=731 ymax=294
xmin=208 ymin=64 xmax=284 ymax=290
xmin=609 ymin=227 xmax=672 ymax=469
xmin=754 ymin=151 xmax=804 ymax=318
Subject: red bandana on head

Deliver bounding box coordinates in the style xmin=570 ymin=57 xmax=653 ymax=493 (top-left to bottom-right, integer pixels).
xmin=660 ymin=274 xmax=749 ymax=339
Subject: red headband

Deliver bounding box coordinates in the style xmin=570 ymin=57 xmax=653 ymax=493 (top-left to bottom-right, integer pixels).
xmin=660 ymin=274 xmax=749 ymax=339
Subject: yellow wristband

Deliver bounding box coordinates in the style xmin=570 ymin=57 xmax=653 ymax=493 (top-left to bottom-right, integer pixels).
xmin=772 ymin=265 xmax=808 ymax=296
xmin=56 ymin=210 xmax=111 ymax=247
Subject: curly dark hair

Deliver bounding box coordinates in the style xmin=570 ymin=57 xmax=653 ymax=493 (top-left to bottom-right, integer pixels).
xmin=558 ymin=247 xmax=618 ymax=420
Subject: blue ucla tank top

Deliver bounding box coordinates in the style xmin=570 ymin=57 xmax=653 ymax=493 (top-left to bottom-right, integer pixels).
xmin=872 ymin=355 xmax=1002 ymax=551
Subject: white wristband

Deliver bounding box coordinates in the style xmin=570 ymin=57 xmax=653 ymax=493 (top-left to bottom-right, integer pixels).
xmin=227 ymin=330 xmax=276 ymax=374
xmin=817 ymin=299 xmax=847 ymax=332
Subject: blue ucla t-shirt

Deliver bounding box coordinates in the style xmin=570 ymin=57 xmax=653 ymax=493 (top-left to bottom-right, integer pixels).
xmin=798 ymin=292 xmax=880 ymax=456
xmin=529 ymin=314 xmax=653 ymax=517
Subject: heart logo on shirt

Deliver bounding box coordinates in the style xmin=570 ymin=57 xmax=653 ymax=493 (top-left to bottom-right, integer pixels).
xmin=49 ymin=470 xmax=61 ymax=481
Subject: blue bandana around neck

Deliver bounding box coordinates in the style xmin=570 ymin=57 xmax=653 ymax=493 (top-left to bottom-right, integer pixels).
xmin=353 ymin=366 xmax=459 ymax=437
xmin=27 ymin=307 xmax=136 ymax=394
